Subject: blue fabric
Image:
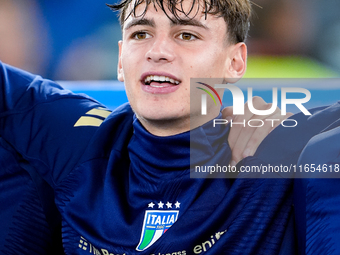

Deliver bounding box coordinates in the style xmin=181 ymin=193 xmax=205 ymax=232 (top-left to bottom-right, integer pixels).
xmin=295 ymin=125 xmax=340 ymax=254
xmin=0 ymin=138 xmax=63 ymax=254
xmin=247 ymin=102 xmax=340 ymax=254
xmin=0 ymin=62 xmax=298 ymax=254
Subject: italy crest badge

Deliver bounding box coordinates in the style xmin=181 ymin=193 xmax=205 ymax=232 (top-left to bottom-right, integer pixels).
xmin=136 ymin=201 xmax=180 ymax=251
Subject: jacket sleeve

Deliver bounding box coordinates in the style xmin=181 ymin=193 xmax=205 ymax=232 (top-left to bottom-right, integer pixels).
xmin=239 ymin=102 xmax=340 ymax=254
xmin=0 ymin=62 xmax=112 ymax=187
xmin=0 ymin=138 xmax=64 ymax=254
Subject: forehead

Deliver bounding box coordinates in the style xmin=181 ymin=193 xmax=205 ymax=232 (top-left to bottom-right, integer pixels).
xmin=123 ymin=0 xmax=217 ymax=27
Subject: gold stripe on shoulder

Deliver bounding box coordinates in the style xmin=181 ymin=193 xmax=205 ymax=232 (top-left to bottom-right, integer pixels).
xmin=74 ymin=116 xmax=104 ymax=127
xmin=86 ymin=108 xmax=111 ymax=118
xmin=74 ymin=107 xmax=112 ymax=127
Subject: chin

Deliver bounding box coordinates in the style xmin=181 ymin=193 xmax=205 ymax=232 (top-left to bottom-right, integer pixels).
xmin=136 ymin=103 xmax=184 ymax=117
xmin=138 ymin=110 xmax=189 ymax=123
xmin=140 ymin=113 xmax=182 ymax=122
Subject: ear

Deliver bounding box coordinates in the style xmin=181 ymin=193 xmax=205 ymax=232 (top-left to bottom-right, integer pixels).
xmin=225 ymin=42 xmax=247 ymax=82
xmin=117 ymin=40 xmax=124 ymax=82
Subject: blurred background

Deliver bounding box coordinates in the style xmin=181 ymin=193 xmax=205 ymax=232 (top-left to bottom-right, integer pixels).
xmin=0 ymin=0 xmax=340 ymax=81
xmin=0 ymin=0 xmax=121 ymax=80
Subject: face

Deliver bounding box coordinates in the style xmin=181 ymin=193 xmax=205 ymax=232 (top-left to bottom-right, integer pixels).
xmin=118 ymin=0 xmax=247 ymax=136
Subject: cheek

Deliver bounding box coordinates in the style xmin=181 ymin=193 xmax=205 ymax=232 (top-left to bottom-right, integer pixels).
xmin=121 ymin=56 xmax=132 ymax=78
xmin=189 ymin=52 xmax=226 ymax=78
xmin=120 ymin=59 xmax=139 ymax=103
xmin=121 ymin=46 xmax=140 ymax=75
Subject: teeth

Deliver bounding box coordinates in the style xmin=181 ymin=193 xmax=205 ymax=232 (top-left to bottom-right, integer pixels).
xmin=150 ymin=84 xmax=166 ymax=88
xmin=144 ymin=75 xmax=180 ymax=85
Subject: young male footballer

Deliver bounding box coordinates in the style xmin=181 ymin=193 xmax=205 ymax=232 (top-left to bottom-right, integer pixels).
xmin=0 ymin=0 xmax=320 ymax=254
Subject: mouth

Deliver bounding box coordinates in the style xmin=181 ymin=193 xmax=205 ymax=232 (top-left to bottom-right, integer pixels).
xmin=143 ymin=75 xmax=180 ymax=88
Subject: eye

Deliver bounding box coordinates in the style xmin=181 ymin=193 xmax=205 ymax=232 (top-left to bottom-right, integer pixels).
xmin=132 ymin=31 xmax=151 ymax=40
xmin=178 ymin=32 xmax=197 ymax=41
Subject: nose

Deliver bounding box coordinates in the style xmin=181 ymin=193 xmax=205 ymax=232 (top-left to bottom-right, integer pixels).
xmin=145 ymin=36 xmax=175 ymax=63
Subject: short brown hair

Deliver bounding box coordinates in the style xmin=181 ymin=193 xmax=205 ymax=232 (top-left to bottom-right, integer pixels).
xmin=107 ymin=0 xmax=252 ymax=44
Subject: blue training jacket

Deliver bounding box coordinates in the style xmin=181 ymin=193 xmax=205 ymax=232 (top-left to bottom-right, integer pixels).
xmin=0 ymin=137 xmax=63 ymax=254
xmin=243 ymin=99 xmax=340 ymax=255
xmin=0 ymin=61 xmax=339 ymax=254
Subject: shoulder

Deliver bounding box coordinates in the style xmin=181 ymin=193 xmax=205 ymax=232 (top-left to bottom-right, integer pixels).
xmin=253 ymin=102 xmax=340 ymax=165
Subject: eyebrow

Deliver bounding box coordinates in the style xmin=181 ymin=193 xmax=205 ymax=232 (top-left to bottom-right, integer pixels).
xmin=170 ymin=18 xmax=208 ymax=30
xmin=124 ymin=18 xmax=156 ymax=30
xmin=124 ymin=17 xmax=208 ymax=30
